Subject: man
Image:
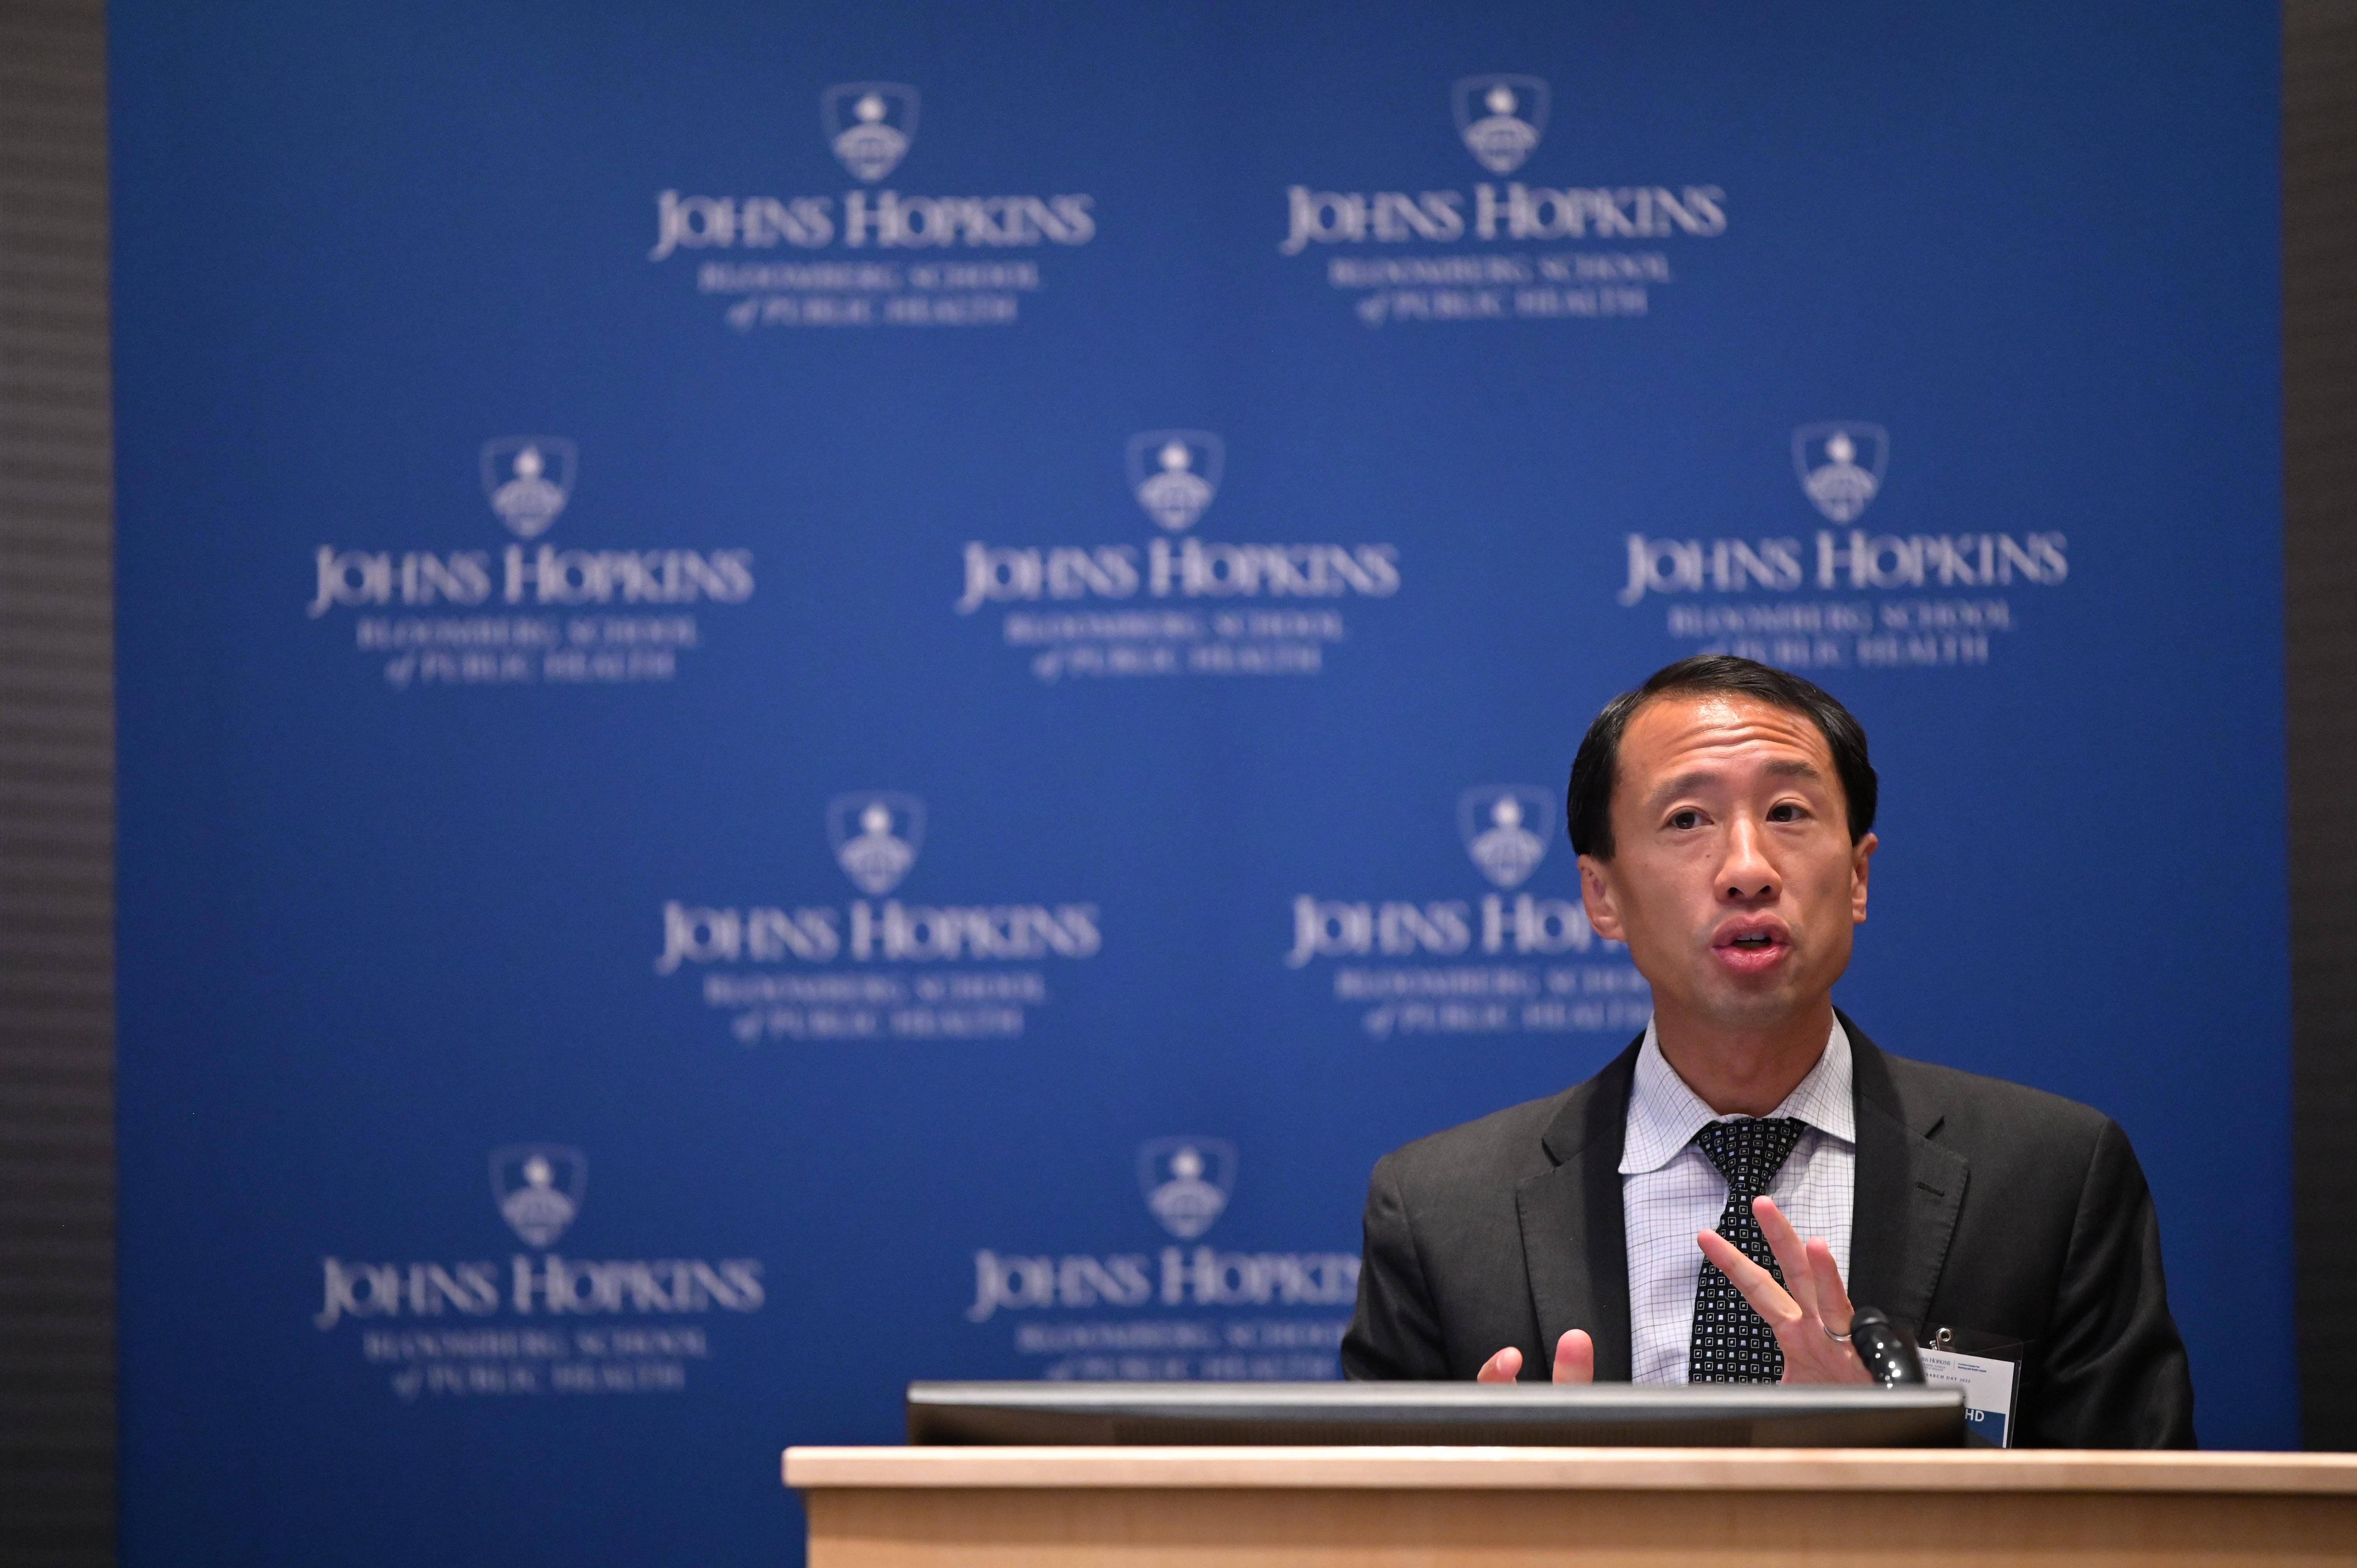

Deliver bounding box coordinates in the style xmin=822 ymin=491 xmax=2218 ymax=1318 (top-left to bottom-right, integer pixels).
xmin=1341 ymin=655 xmax=2194 ymax=1447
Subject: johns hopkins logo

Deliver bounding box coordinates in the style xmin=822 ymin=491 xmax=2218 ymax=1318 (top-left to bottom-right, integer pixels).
xmin=1458 ymin=785 xmax=1555 ymax=890
xmin=823 ymin=83 xmax=919 ymax=182
xmin=1125 ymin=431 xmax=1223 ymax=532
xmin=965 ymin=1137 xmax=1356 ymax=1327
xmin=828 ymin=791 xmax=926 ymax=896
xmin=480 ymin=438 xmax=576 ymax=540
xmin=1793 ymin=422 xmax=1888 ymax=524
xmin=491 ymin=1144 xmax=587 ymax=1248
xmin=1453 ymin=75 xmax=1550 ymax=175
xmin=1138 ymin=1137 xmax=1237 ymax=1240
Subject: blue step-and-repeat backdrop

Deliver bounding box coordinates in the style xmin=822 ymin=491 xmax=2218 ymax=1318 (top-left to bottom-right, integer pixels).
xmin=110 ymin=2 xmax=2286 ymax=1561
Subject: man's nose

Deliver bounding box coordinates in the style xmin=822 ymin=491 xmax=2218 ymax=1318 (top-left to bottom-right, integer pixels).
xmin=1719 ymin=817 xmax=1780 ymax=902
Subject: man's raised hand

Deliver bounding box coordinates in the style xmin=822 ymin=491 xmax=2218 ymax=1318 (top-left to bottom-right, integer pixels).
xmin=1693 ymin=1196 xmax=1874 ymax=1385
xmin=1475 ymin=1329 xmax=1595 ymax=1383
xmin=1475 ymin=1201 xmax=1866 ymax=1386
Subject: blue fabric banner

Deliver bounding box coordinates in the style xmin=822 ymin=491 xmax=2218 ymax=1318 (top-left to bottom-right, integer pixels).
xmin=110 ymin=2 xmax=2286 ymax=1561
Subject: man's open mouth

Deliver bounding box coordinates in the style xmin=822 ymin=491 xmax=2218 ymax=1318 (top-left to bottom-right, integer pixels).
xmin=1712 ymin=922 xmax=1791 ymax=971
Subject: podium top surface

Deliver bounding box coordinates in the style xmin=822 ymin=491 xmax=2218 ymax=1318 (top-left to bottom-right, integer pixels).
xmin=784 ymin=1446 xmax=2357 ymax=1496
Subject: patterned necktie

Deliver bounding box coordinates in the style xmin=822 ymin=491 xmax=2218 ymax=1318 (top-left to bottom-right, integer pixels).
xmin=1687 ymin=1117 xmax=1809 ymax=1383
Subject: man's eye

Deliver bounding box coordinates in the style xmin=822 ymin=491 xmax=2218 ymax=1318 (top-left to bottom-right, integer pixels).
xmin=1668 ymin=810 xmax=1701 ymax=830
xmin=1767 ymin=803 xmax=1801 ymax=822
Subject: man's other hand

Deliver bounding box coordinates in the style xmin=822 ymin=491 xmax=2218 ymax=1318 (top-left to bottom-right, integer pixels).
xmin=1475 ymin=1329 xmax=1594 ymax=1383
xmin=1694 ymin=1195 xmax=1873 ymax=1385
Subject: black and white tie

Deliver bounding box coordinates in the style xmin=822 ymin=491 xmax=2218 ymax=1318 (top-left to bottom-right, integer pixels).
xmin=1687 ymin=1117 xmax=1808 ymax=1383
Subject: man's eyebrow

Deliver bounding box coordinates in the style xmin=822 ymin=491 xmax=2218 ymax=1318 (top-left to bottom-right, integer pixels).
xmin=1644 ymin=770 xmax=1721 ymax=807
xmin=1643 ymin=758 xmax=1827 ymax=806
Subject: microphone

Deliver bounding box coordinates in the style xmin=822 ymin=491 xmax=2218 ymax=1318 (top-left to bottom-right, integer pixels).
xmin=1845 ymin=1307 xmax=1926 ymax=1386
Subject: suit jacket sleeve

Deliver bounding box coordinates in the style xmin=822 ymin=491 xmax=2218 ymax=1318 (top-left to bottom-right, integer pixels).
xmin=1341 ymin=1155 xmax=1448 ymax=1380
xmin=2027 ymin=1118 xmax=2196 ymax=1448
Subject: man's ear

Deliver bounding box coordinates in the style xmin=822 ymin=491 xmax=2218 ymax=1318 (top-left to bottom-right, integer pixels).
xmin=1849 ymin=832 xmax=1877 ymax=925
xmin=1579 ymin=854 xmax=1625 ymax=942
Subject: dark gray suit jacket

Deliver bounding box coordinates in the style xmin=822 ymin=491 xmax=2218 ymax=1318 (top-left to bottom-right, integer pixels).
xmin=1341 ymin=1015 xmax=2196 ymax=1448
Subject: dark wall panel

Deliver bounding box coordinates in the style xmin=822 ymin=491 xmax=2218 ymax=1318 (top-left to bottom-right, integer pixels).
xmin=2286 ymin=0 xmax=2357 ymax=1454
xmin=0 ymin=0 xmax=116 ymax=1562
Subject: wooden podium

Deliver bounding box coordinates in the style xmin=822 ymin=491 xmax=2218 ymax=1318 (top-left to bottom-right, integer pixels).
xmin=784 ymin=1446 xmax=2357 ymax=1566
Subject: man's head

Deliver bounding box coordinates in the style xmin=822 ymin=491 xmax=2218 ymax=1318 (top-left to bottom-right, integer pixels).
xmin=1567 ymin=657 xmax=1878 ymax=1037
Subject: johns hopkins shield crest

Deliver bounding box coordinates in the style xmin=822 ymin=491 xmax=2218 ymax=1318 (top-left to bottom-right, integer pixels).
xmin=490 ymin=1145 xmax=586 ymax=1248
xmin=1459 ymin=785 xmax=1555 ymax=889
xmin=823 ymin=83 xmax=919 ymax=182
xmin=480 ymin=437 xmax=575 ymax=539
xmin=1125 ymin=431 xmax=1224 ymax=532
xmin=1453 ymin=75 xmax=1550 ymax=174
xmin=827 ymin=791 xmax=926 ymax=896
xmin=1137 ymin=1137 xmax=1237 ymax=1240
xmin=1792 ymin=422 xmax=1889 ymax=524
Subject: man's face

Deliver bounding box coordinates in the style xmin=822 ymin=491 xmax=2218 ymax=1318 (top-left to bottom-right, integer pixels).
xmin=1578 ymin=693 xmax=1875 ymax=1033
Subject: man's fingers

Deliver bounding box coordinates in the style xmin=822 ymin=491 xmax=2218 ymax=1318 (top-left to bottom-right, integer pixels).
xmin=1479 ymin=1336 xmax=1595 ymax=1384
xmin=1790 ymin=1243 xmax=1874 ymax=1386
xmin=1698 ymin=1226 xmax=1871 ymax=1387
xmin=1696 ymin=1229 xmax=1803 ymax=1332
xmin=1805 ymin=1238 xmax=1856 ymax=1335
xmin=1750 ymin=1197 xmax=1819 ymax=1320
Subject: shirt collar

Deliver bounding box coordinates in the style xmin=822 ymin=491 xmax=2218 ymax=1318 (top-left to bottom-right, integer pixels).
xmin=1618 ymin=1014 xmax=1855 ymax=1176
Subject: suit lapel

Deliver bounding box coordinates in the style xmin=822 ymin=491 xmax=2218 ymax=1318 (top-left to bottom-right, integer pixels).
xmin=1515 ymin=1041 xmax=1639 ymax=1380
xmin=1841 ymin=1015 xmax=1967 ymax=1339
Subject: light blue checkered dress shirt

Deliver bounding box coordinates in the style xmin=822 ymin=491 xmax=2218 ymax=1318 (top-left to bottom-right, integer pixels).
xmin=1620 ymin=1016 xmax=1855 ymax=1384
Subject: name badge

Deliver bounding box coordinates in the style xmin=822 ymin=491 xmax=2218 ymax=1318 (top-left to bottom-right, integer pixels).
xmin=1918 ymin=1329 xmax=2023 ymax=1448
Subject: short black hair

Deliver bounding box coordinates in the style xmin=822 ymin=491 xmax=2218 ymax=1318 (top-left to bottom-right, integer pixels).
xmin=1565 ymin=655 xmax=1877 ymax=859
